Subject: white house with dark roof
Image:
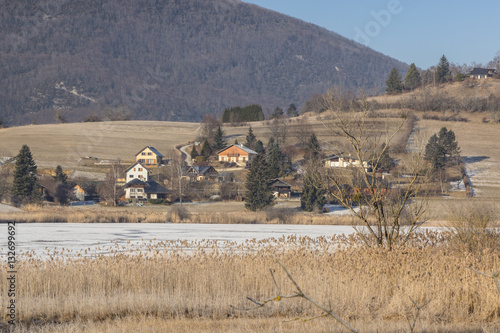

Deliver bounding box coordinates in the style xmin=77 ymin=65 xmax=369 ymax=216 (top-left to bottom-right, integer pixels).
xmin=135 ymin=146 xmax=164 ymax=166
xmin=467 ymin=68 xmax=497 ymax=79
xmin=125 ymin=162 xmax=150 ymax=182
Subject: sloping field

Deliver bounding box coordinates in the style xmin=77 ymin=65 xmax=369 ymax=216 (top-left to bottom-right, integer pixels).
xmin=0 ymin=121 xmax=200 ymax=169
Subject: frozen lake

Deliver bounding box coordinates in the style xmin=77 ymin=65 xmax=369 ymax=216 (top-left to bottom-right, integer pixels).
xmin=1 ymin=223 xmax=357 ymax=258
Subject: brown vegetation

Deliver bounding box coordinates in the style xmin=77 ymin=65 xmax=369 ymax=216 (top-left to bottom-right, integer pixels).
xmin=0 ymin=232 xmax=498 ymax=332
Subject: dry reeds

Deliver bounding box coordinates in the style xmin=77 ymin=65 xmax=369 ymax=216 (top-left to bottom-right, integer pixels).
xmin=0 ymin=232 xmax=498 ymax=332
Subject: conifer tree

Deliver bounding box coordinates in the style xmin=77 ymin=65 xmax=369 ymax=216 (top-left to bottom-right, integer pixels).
xmin=266 ymin=138 xmax=285 ymax=179
xmin=271 ymin=107 xmax=284 ymax=119
xmin=404 ymin=63 xmax=422 ymax=90
xmin=212 ymin=126 xmax=227 ymax=150
xmin=54 ymin=165 xmax=68 ymax=184
xmin=190 ymin=145 xmax=199 ymax=160
xmin=304 ymin=133 xmax=321 ymax=161
xmin=245 ymin=154 xmax=274 ymax=211
xmin=254 ymin=140 xmax=265 ymax=154
xmin=11 ymin=144 xmax=42 ymax=204
xmin=436 ymin=55 xmax=452 ymax=83
xmin=201 ymin=139 xmax=212 ymax=157
xmin=287 ymin=103 xmax=299 ymax=117
xmin=245 ymin=126 xmax=256 ymax=149
xmin=301 ymin=163 xmax=326 ymax=212
xmin=425 ymin=127 xmax=460 ymax=171
xmin=386 ymin=67 xmax=403 ymax=94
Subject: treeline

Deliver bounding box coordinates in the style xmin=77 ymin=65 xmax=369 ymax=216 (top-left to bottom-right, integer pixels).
xmin=221 ymin=104 xmax=265 ymax=123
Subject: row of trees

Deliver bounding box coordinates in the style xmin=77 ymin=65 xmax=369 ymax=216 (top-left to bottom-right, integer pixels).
xmin=386 ymin=55 xmax=455 ymax=94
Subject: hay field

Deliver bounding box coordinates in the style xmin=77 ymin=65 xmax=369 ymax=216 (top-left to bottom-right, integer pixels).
xmin=0 ymin=115 xmax=406 ymax=171
xmin=411 ymin=112 xmax=500 ymax=198
xmin=0 ymin=121 xmax=200 ymax=169
xmin=0 ymin=233 xmax=498 ymax=332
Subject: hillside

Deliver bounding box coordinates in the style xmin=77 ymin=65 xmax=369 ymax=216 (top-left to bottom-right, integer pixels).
xmin=0 ymin=0 xmax=408 ymax=126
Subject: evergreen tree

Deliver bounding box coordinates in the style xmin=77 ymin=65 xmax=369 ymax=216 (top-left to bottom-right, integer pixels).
xmin=304 ymin=133 xmax=321 ymax=161
xmin=245 ymin=126 xmax=256 ymax=149
xmin=376 ymin=144 xmax=396 ymax=172
xmin=245 ymin=154 xmax=274 ymax=211
xmin=271 ymin=107 xmax=284 ymax=119
xmin=190 ymin=145 xmax=199 ymax=160
xmin=436 ymin=55 xmax=452 ymax=83
xmin=234 ymin=139 xmax=239 ymax=145
xmin=385 ymin=67 xmax=403 ymax=94
xmin=301 ymin=163 xmax=326 ymax=212
xmin=425 ymin=127 xmax=460 ymax=170
xmin=212 ymin=126 xmax=227 ymax=150
xmin=201 ymin=139 xmax=212 ymax=157
xmin=254 ymin=140 xmax=265 ymax=154
xmin=54 ymin=165 xmax=67 ymax=184
xmin=266 ymin=138 xmax=285 ymax=179
xmin=287 ymin=103 xmax=299 ymax=117
xmin=11 ymin=145 xmax=42 ymax=204
xmin=404 ymin=63 xmax=422 ymax=90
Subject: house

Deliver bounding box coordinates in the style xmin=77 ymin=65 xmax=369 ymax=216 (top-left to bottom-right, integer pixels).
xmin=467 ymin=68 xmax=497 ymax=79
xmin=135 ymin=146 xmax=164 ymax=166
xmin=271 ymin=179 xmax=292 ymax=198
xmin=217 ymin=144 xmax=257 ymax=166
xmin=182 ymin=166 xmax=220 ymax=182
xmin=73 ymin=185 xmax=87 ymax=201
xmin=123 ymin=178 xmax=172 ymax=201
xmin=125 ymin=162 xmax=150 ymax=182
xmin=324 ymin=154 xmax=371 ymax=171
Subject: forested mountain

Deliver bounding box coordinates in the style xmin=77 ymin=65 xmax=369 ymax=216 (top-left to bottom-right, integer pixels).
xmin=0 ymin=0 xmax=408 ymax=125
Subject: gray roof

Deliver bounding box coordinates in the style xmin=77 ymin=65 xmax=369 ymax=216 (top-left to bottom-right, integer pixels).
xmin=468 ymin=68 xmax=496 ymax=75
xmin=217 ymin=144 xmax=257 ymax=155
xmin=135 ymin=145 xmax=164 ymax=157
xmin=271 ymin=178 xmax=291 ymax=188
xmin=122 ymin=179 xmax=170 ymax=194
xmin=183 ymin=165 xmax=219 ymax=176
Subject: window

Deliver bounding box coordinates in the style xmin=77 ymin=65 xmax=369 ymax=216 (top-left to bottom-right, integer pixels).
xmin=129 ymin=175 xmax=133 ymax=178
xmin=137 ymin=189 xmax=143 ymax=192
xmin=148 ymin=152 xmax=152 ymax=156
xmin=130 ymin=188 xmax=135 ymax=192
xmin=133 ymin=168 xmax=136 ymax=171
xmin=138 ymin=168 xmax=143 ymax=171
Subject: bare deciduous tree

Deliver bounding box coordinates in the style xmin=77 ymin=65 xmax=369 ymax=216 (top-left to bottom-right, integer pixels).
xmin=321 ymin=89 xmax=428 ymax=249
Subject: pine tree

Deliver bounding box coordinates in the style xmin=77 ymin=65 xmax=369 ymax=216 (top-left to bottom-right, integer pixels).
xmin=404 ymin=63 xmax=422 ymax=90
xmin=190 ymin=145 xmax=199 ymax=160
xmin=385 ymin=67 xmax=403 ymax=94
xmin=201 ymin=139 xmax=212 ymax=157
xmin=245 ymin=154 xmax=274 ymax=211
xmin=271 ymin=107 xmax=284 ymax=119
xmin=254 ymin=140 xmax=265 ymax=154
xmin=245 ymin=126 xmax=256 ymax=149
xmin=11 ymin=144 xmax=42 ymax=204
xmin=54 ymin=165 xmax=68 ymax=184
xmin=436 ymin=55 xmax=452 ymax=83
xmin=287 ymin=103 xmax=299 ymax=117
xmin=212 ymin=126 xmax=227 ymax=150
xmin=304 ymin=133 xmax=321 ymax=161
xmin=301 ymin=163 xmax=326 ymax=212
xmin=266 ymin=138 xmax=285 ymax=179
xmin=425 ymin=127 xmax=460 ymax=170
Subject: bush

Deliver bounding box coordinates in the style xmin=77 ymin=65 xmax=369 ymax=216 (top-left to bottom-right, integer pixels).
xmin=447 ymin=201 xmax=499 ymax=252
xmin=148 ymin=199 xmax=168 ymax=205
xmin=166 ymin=205 xmax=190 ymax=222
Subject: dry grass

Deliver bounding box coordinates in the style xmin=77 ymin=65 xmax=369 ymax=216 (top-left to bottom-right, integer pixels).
xmin=0 ymin=232 xmax=498 ymax=332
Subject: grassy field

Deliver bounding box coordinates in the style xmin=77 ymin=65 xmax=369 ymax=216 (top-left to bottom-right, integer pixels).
xmin=1 ymin=232 xmax=498 ymax=332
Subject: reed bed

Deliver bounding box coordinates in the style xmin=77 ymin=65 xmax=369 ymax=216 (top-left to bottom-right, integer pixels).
xmin=0 ymin=205 xmax=358 ymax=225
xmin=0 ymin=232 xmax=498 ymax=332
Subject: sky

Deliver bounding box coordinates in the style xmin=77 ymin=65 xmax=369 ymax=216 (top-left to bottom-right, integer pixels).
xmin=243 ymin=0 xmax=500 ymax=69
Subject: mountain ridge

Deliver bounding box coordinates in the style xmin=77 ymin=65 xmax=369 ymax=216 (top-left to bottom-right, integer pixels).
xmin=0 ymin=0 xmax=408 ymax=125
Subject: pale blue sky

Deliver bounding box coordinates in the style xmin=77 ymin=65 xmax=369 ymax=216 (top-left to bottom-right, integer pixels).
xmin=243 ymin=0 xmax=500 ymax=69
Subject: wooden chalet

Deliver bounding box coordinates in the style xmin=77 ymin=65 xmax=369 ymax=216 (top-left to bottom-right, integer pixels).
xmin=135 ymin=146 xmax=164 ymax=166
xmin=217 ymin=144 xmax=257 ymax=166
xmin=182 ymin=166 xmax=220 ymax=182
xmin=271 ymin=179 xmax=292 ymax=198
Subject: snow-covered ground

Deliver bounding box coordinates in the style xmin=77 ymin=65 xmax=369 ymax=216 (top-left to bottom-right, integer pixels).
xmin=0 ymin=223 xmax=357 ymax=258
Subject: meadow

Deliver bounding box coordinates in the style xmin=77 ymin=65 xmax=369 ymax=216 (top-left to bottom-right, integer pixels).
xmin=0 ymin=231 xmax=498 ymax=332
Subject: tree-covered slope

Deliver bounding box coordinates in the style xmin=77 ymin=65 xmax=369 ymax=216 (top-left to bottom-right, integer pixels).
xmin=0 ymin=0 xmax=408 ymax=125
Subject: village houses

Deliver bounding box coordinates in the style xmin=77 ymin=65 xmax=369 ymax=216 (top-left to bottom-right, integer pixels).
xmin=217 ymin=144 xmax=257 ymax=166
